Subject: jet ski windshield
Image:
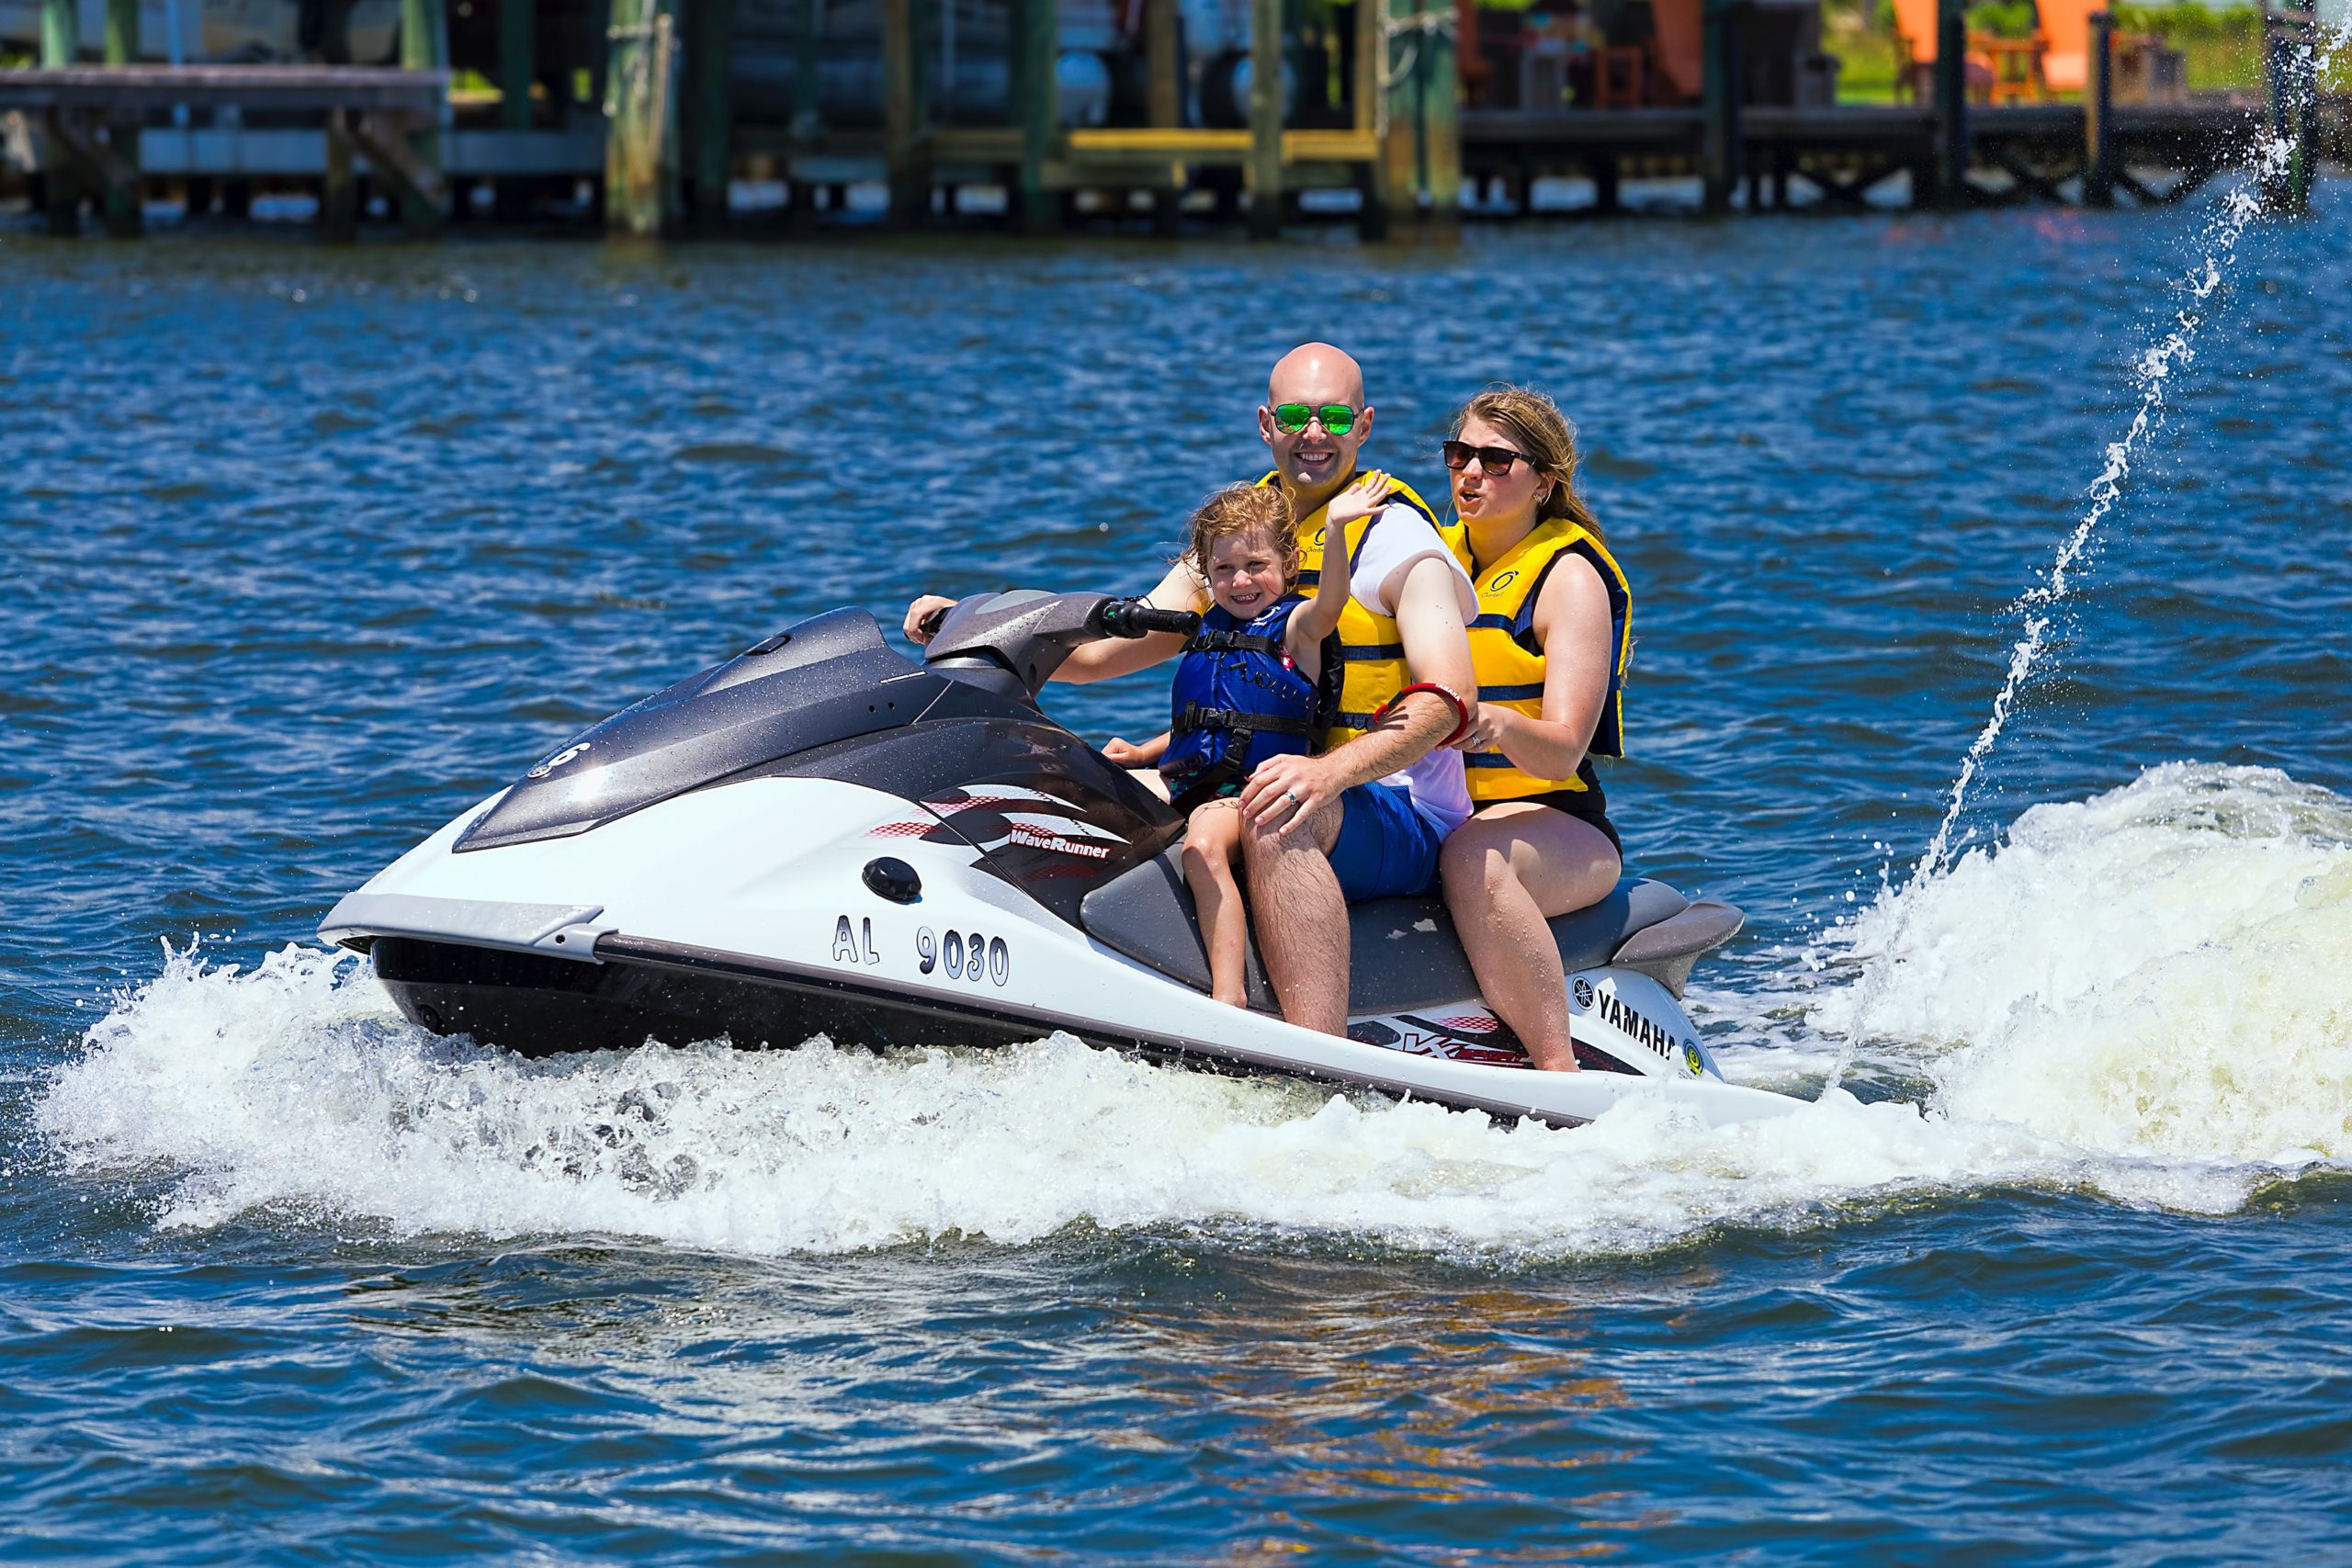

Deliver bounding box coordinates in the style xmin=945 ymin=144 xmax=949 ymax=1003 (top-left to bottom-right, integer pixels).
xmin=456 ymin=593 xmax=1194 ymax=854
xmin=458 ymin=608 xmax=959 ymax=852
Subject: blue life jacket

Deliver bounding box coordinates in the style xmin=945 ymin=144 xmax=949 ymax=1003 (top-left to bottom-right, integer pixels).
xmin=1160 ymin=596 xmax=1335 ymax=814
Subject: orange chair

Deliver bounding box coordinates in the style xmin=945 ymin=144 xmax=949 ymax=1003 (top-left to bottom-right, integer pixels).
xmin=1973 ymin=31 xmax=2050 ymax=102
xmin=1892 ymin=0 xmax=1997 ymax=103
xmin=2037 ymin=0 xmax=2096 ymax=94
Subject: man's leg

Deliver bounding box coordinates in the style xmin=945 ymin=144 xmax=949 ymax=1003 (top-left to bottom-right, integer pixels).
xmin=1440 ymin=803 xmax=1623 ymax=1072
xmin=1239 ymin=796 xmax=1348 ymax=1035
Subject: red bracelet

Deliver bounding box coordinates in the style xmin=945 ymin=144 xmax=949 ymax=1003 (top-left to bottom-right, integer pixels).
xmin=1378 ymin=682 xmax=1474 ymax=748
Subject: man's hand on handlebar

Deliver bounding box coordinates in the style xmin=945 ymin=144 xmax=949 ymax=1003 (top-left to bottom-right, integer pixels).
xmin=903 ymin=594 xmax=958 ymax=645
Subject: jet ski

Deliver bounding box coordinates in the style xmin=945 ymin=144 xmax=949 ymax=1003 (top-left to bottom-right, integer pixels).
xmin=320 ymin=591 xmax=1805 ymax=1130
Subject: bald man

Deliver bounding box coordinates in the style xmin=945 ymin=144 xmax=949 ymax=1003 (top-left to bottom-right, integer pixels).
xmin=904 ymin=343 xmax=1478 ymax=1039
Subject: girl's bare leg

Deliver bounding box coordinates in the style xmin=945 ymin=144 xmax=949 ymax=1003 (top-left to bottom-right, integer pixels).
xmin=1180 ymin=800 xmax=1250 ymax=1008
xmin=1440 ymin=803 xmax=1623 ymax=1072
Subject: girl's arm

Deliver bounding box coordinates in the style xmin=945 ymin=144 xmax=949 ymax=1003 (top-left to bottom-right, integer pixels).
xmin=1285 ymin=469 xmax=1387 ymax=667
xmin=1102 ymin=731 xmax=1170 ymax=766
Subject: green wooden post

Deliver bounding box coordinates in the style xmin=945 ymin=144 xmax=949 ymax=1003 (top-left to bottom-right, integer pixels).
xmin=499 ymin=0 xmax=535 ymax=130
xmin=40 ymin=0 xmax=81 ymax=234
xmin=606 ymin=0 xmax=683 ymax=235
xmin=1378 ymin=0 xmax=1419 ymax=219
xmin=689 ymin=0 xmax=739 ymax=220
xmin=1249 ymin=0 xmax=1283 ymax=237
xmin=41 ymin=0 xmax=77 ymax=62
xmin=883 ymin=0 xmax=926 ymax=225
xmin=1421 ymin=0 xmax=1459 ymax=228
xmin=401 ymin=0 xmax=447 ymax=232
xmin=1012 ymin=0 xmax=1057 ymax=233
xmin=2287 ymin=0 xmax=2316 ymax=214
xmin=100 ymin=0 xmax=141 ymax=235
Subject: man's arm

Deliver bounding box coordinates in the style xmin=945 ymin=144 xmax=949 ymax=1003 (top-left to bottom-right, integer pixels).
xmin=1238 ymin=556 xmax=1476 ymax=831
xmin=900 ymin=558 xmax=1207 ymax=684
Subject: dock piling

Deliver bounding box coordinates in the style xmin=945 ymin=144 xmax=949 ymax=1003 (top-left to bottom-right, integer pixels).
xmin=399 ymin=0 xmax=448 ymax=232
xmin=1931 ymin=0 xmax=1968 ymax=206
xmin=39 ymin=0 xmax=79 ymax=233
xmin=2085 ymin=10 xmax=2114 ymax=206
xmin=324 ymin=107 xmax=358 ymax=240
xmin=103 ymin=0 xmax=141 ymax=235
xmin=2273 ymin=0 xmax=2319 ymax=214
xmin=606 ymin=0 xmax=681 ymax=235
xmin=882 ymin=0 xmax=926 ymax=227
xmin=1012 ymin=0 xmax=1057 ymax=233
xmin=1249 ymin=0 xmax=1283 ymax=237
xmin=1700 ymin=0 xmax=1738 ymax=215
xmin=1145 ymin=0 xmax=1183 ymax=232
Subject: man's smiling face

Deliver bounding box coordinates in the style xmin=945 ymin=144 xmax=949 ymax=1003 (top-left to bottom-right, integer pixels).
xmin=1260 ymin=344 xmax=1373 ymax=503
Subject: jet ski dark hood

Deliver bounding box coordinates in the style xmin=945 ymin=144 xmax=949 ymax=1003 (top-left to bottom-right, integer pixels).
xmin=456 ymin=609 xmax=1017 ymax=852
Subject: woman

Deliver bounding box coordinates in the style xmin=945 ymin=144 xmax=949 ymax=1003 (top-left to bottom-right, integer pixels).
xmin=1439 ymin=387 xmax=1633 ymax=1074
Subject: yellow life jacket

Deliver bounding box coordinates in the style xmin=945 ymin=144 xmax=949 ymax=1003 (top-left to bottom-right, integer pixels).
xmin=1463 ymin=520 xmax=1631 ymax=803
xmin=1256 ymin=470 xmax=1471 ymax=750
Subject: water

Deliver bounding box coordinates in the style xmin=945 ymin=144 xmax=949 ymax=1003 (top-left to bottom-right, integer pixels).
xmin=5 ymin=192 xmax=2350 ymax=1561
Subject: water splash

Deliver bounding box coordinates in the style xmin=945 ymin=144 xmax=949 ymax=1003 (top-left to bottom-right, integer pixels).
xmin=1913 ymin=33 xmax=2347 ymax=884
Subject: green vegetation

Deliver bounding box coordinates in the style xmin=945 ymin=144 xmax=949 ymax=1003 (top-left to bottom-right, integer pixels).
xmin=1818 ymin=0 xmax=2282 ymax=101
xmin=2114 ymin=2 xmax=2265 ymax=92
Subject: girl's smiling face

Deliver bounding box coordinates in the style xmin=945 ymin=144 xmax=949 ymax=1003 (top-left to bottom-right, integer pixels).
xmin=1203 ymin=529 xmax=1294 ymax=620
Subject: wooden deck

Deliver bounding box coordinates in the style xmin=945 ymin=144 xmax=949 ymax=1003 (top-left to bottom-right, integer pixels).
xmin=1461 ymin=98 xmax=2283 ymax=212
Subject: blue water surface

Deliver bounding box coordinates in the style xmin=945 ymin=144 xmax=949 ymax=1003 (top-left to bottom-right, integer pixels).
xmin=3 ymin=190 xmax=2349 ymax=1564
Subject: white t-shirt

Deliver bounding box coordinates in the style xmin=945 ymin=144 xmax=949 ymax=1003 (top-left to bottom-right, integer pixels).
xmin=1343 ymin=502 xmax=1476 ymax=837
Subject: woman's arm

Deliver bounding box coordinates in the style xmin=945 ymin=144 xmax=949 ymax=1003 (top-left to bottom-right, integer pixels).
xmin=1453 ymin=554 xmax=1611 ymax=780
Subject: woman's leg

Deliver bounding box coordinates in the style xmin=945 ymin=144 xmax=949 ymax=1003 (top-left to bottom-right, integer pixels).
xmin=1181 ymin=800 xmax=1250 ymax=1008
xmin=1440 ymin=803 xmax=1623 ymax=1072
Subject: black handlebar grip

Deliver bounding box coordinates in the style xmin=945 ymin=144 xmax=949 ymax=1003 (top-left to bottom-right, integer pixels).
xmin=917 ymin=604 xmax=950 ymax=638
xmin=1101 ymin=601 xmax=1202 ymax=639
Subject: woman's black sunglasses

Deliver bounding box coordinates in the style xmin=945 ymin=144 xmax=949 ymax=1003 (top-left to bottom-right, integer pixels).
xmin=1442 ymin=439 xmax=1530 ymax=475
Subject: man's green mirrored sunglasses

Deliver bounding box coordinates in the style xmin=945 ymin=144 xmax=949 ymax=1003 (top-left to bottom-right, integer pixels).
xmin=1272 ymin=402 xmax=1360 ymax=435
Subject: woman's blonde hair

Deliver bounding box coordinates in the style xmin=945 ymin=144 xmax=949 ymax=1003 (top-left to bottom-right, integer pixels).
xmin=1182 ymin=483 xmax=1298 ymax=581
xmin=1453 ymin=384 xmax=1602 ymax=539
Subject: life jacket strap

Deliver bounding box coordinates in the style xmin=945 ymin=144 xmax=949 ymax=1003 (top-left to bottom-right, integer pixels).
xmin=1174 ymin=704 xmax=1316 ymax=739
xmin=1184 ymin=628 xmax=1287 ymax=658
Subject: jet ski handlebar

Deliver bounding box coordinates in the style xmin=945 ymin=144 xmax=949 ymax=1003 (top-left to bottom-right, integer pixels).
xmin=922 ymin=591 xmax=1199 ymax=701
xmin=1092 ymin=599 xmax=1203 ymax=640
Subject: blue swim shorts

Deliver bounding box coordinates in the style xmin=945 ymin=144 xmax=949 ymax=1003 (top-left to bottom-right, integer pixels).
xmin=1328 ymin=781 xmax=1446 ymax=902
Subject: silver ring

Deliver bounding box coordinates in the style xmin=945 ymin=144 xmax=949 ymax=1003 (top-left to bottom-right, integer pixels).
xmin=1284 ymin=789 xmax=1300 ymax=806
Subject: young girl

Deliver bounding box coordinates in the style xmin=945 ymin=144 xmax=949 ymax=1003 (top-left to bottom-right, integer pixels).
xmin=1105 ymin=472 xmax=1395 ymax=1008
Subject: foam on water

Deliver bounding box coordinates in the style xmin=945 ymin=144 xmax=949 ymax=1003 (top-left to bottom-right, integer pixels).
xmin=38 ymin=762 xmax=2350 ymax=1258
xmin=33 ymin=941 xmax=1984 ymax=1258
xmin=1818 ymin=762 xmax=2352 ymax=1168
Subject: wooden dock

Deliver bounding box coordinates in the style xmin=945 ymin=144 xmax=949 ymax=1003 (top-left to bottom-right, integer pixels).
xmin=0 ymin=0 xmax=2337 ymax=240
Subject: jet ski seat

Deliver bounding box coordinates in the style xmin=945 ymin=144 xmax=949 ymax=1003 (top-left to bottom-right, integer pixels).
xmin=1079 ymin=850 xmax=1726 ymax=1015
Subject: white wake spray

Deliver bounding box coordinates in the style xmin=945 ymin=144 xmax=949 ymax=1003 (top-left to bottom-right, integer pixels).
xmin=1916 ymin=24 xmax=2349 ymax=882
